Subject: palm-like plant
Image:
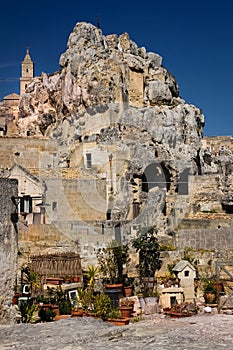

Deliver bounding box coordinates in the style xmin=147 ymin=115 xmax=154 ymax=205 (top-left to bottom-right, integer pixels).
xmin=85 ymin=265 xmax=99 ymax=287
xmin=22 ymin=266 xmax=40 ymax=295
xmin=18 ymin=300 xmax=38 ymax=323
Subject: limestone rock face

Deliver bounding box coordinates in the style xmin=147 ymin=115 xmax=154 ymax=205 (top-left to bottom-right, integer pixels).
xmin=16 ymin=22 xmax=205 ymax=235
xmin=18 ymin=22 xmax=191 ymax=136
xmin=201 ymin=139 xmax=233 ymax=212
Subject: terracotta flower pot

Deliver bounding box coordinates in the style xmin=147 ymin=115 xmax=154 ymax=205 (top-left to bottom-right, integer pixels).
xmin=65 ymin=278 xmax=72 ymax=284
xmin=107 ymin=317 xmax=130 ymax=326
xmin=46 ymin=277 xmax=64 ymax=285
xmin=105 ymin=283 xmax=123 ymax=291
xmin=12 ymin=293 xmax=20 ymax=305
xmin=55 ymin=314 xmax=71 ymax=321
xmin=213 ymin=282 xmax=224 ymax=293
xmin=71 ymin=309 xmax=83 ymax=317
xmin=120 ymin=305 xmax=133 ymax=318
xmin=124 ymin=286 xmax=133 ymax=297
xmin=204 ymin=292 xmax=216 ymax=304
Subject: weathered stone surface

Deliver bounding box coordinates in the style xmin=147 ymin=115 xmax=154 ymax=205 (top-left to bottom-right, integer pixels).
xmin=199 ymin=136 xmax=233 ymax=213
xmin=0 ymin=179 xmax=18 ymax=324
xmin=12 ymin=22 xmax=205 ymax=243
xmin=2 ymin=22 xmax=233 ymax=274
xmin=0 ymin=314 xmax=233 ymax=349
xmin=17 ymin=22 xmax=200 ymax=141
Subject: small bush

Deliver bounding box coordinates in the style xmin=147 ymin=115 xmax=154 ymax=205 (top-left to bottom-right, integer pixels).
xmin=39 ymin=307 xmax=56 ymax=322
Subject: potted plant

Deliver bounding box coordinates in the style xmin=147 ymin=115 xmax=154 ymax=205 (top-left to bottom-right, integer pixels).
xmin=71 ymin=303 xmax=84 ymax=317
xmin=93 ymin=293 xmax=111 ymax=321
xmin=18 ymin=298 xmax=38 ymax=323
xmin=38 ymin=286 xmax=70 ymax=317
xmin=106 ymin=308 xmax=130 ymax=326
xmin=78 ymin=287 xmax=95 ymax=314
xmin=123 ymin=277 xmax=134 ymax=297
xmin=36 ymin=294 xmax=49 ymax=305
xmin=203 ymin=279 xmax=217 ymax=304
xmin=211 ymin=275 xmax=225 ymax=294
xmin=131 ymin=226 xmax=162 ymax=296
xmin=58 ymin=299 xmax=71 ymax=315
xmin=39 ymin=305 xmax=56 ymax=322
xmin=73 ymin=276 xmax=80 ymax=283
xmin=21 ymin=266 xmax=41 ymax=296
xmin=119 ymin=298 xmax=134 ymax=318
xmin=84 ymin=265 xmax=99 ymax=291
xmin=97 ymin=240 xmax=130 ymax=290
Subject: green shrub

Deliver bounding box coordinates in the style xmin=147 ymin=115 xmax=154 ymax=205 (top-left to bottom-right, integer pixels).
xmin=131 ymin=226 xmax=162 ymax=277
xmin=58 ymin=300 xmax=71 ymax=315
xmin=19 ymin=299 xmax=38 ymax=323
xmin=107 ymin=308 xmax=121 ymax=319
xmin=39 ymin=307 xmax=56 ymax=322
xmin=94 ymin=294 xmax=111 ymax=320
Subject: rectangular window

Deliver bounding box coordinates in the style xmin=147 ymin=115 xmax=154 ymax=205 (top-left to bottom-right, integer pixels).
xmin=133 ymin=202 xmax=140 ymax=219
xmin=20 ymin=196 xmax=32 ymax=214
xmin=52 ymin=202 xmax=57 ymax=211
xmin=86 ymin=153 xmax=92 ymax=168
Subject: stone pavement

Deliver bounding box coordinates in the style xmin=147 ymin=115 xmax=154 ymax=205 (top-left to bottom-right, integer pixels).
xmin=0 ymin=314 xmax=233 ymax=350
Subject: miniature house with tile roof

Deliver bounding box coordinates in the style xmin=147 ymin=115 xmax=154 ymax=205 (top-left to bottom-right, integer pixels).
xmin=173 ymin=260 xmax=196 ymax=302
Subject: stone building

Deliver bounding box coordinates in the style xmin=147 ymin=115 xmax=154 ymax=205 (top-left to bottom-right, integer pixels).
xmin=0 ymin=49 xmax=34 ymax=136
xmin=20 ymin=48 xmax=34 ymax=95
xmin=0 ymin=93 xmax=20 ymax=135
xmin=0 ymin=22 xmax=232 ymax=291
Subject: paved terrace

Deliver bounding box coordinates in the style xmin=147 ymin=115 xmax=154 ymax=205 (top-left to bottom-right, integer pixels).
xmin=0 ymin=314 xmax=233 ymax=349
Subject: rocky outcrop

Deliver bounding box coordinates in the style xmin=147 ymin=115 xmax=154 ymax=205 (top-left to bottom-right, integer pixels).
xmin=201 ymin=138 xmax=233 ymax=213
xmin=18 ymin=22 xmax=203 ymax=137
xmin=16 ymin=22 xmax=205 ymax=236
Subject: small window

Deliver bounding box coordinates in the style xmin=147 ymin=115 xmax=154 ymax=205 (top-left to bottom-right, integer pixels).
xmin=52 ymin=202 xmax=57 ymax=211
xmin=184 ymin=270 xmax=189 ymax=277
xmin=106 ymin=209 xmax=111 ymax=220
xmin=20 ymin=196 xmax=32 ymax=214
xmin=133 ymin=202 xmax=140 ymax=219
xmin=86 ymin=153 xmax=92 ymax=168
xmin=170 ymin=296 xmax=177 ymax=306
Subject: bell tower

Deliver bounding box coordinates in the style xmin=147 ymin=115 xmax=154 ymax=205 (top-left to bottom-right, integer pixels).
xmin=20 ymin=48 xmax=34 ymax=95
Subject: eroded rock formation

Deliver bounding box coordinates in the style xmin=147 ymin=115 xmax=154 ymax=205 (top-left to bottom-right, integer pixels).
xmin=16 ymin=22 xmax=205 ymax=237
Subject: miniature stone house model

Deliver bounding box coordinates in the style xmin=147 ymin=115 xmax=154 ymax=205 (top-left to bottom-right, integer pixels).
xmin=172 ymin=260 xmax=196 ymax=302
xmin=159 ymin=260 xmax=196 ymax=308
xmin=159 ymin=286 xmax=184 ymax=309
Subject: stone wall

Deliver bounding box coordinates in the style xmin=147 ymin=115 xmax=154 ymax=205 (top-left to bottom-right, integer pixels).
xmin=0 ymin=136 xmax=56 ymax=169
xmin=202 ymin=136 xmax=233 ymax=155
xmin=0 ymin=178 xmax=18 ymax=324
xmin=175 ymin=217 xmax=233 ymax=250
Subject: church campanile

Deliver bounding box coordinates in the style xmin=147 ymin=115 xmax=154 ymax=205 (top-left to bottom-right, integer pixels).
xmin=20 ymin=48 xmax=34 ymax=95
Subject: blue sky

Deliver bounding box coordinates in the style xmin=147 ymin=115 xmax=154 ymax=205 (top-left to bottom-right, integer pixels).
xmin=0 ymin=0 xmax=232 ymax=136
